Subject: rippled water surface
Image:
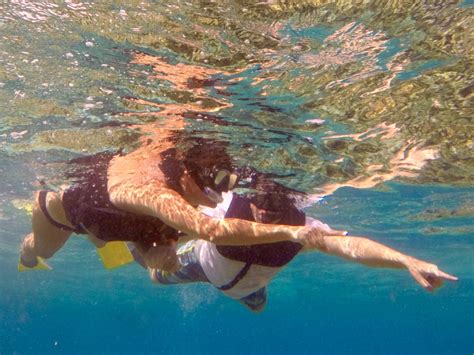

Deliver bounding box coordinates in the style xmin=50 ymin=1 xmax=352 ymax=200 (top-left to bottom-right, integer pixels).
xmin=0 ymin=1 xmax=473 ymax=354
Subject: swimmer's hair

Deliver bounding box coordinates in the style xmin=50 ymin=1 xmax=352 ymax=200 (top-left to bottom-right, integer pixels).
xmin=249 ymin=191 xmax=306 ymax=226
xmin=236 ymin=165 xmax=307 ymax=199
xmin=182 ymin=137 xmax=234 ymax=189
xmin=243 ymin=170 xmax=308 ymax=225
xmin=182 ymin=137 xmax=232 ymax=172
xmin=159 ymin=148 xmax=185 ymax=193
xmin=250 ymin=192 xmax=295 ymax=211
xmin=159 ymin=137 xmax=233 ymax=192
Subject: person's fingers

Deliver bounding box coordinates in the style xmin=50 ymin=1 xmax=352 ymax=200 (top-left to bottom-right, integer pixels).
xmin=324 ymin=229 xmax=347 ymax=236
xmin=297 ymin=227 xmax=323 ymax=247
xmin=428 ymin=276 xmax=444 ymax=290
xmin=436 ymin=269 xmax=458 ymax=281
xmin=306 ymin=219 xmax=346 ymax=237
xmin=408 ymin=267 xmax=433 ymax=292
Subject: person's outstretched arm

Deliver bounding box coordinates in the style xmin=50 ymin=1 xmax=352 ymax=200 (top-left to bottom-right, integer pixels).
xmin=306 ymin=235 xmax=458 ymax=291
xmin=108 ymin=182 xmax=329 ymax=246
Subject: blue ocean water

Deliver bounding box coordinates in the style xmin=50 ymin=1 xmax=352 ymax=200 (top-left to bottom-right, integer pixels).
xmin=1 ymin=1 xmax=473 ymax=354
xmin=1 ymin=183 xmax=472 ymax=354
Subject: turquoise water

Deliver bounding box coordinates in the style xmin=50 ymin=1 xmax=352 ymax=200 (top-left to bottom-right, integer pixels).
xmin=1 ymin=1 xmax=473 ymax=354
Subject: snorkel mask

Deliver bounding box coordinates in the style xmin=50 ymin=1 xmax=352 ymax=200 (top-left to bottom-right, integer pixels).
xmin=186 ymin=162 xmax=239 ymax=204
xmin=181 ymin=137 xmax=237 ymax=204
xmin=204 ymin=169 xmax=239 ymax=203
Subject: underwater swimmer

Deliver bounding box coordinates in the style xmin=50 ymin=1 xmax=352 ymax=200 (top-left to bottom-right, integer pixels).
xmin=147 ymin=189 xmax=458 ymax=312
xmin=19 ymin=121 xmax=333 ymax=271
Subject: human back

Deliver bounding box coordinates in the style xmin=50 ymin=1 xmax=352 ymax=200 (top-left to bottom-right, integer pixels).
xmin=195 ymin=191 xmax=305 ymax=299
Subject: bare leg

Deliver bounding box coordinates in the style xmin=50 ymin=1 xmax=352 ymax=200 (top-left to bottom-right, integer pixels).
xmin=20 ymin=191 xmax=72 ymax=266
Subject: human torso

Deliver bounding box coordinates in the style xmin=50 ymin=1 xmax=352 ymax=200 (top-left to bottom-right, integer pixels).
xmin=195 ymin=240 xmax=285 ymax=298
xmin=63 ymin=121 xmax=193 ymax=243
xmin=196 ymin=193 xmax=303 ymax=298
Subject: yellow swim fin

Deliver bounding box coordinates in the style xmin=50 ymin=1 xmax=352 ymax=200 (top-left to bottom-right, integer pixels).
xmin=96 ymin=241 xmax=134 ymax=269
xmin=11 ymin=199 xmax=34 ymax=215
xmin=18 ymin=256 xmax=52 ymax=271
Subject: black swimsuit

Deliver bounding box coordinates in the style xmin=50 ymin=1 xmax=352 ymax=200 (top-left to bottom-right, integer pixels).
xmin=216 ymin=195 xmax=303 ymax=267
xmin=59 ymin=152 xmax=179 ymax=244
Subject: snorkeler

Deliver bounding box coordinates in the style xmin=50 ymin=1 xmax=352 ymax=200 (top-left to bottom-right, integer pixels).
xmin=19 ymin=120 xmax=334 ymax=272
xmin=147 ymin=188 xmax=458 ymax=312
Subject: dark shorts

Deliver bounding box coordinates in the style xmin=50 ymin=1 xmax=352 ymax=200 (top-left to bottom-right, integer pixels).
xmin=151 ymin=241 xmax=267 ymax=312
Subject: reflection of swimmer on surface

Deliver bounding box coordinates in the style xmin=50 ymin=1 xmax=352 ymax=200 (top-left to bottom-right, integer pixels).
xmin=145 ymin=185 xmax=457 ymax=313
xmin=19 ymin=119 xmax=334 ymax=272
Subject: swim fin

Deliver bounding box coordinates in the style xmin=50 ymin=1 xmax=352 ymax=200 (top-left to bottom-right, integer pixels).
xmin=18 ymin=256 xmax=52 ymax=271
xmin=96 ymin=241 xmax=134 ymax=269
xmin=11 ymin=199 xmax=34 ymax=215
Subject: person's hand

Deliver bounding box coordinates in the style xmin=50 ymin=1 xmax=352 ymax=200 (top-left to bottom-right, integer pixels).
xmin=295 ymin=226 xmax=324 ymax=248
xmin=307 ymin=218 xmax=347 ymax=236
xmin=405 ymin=258 xmax=458 ymax=292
